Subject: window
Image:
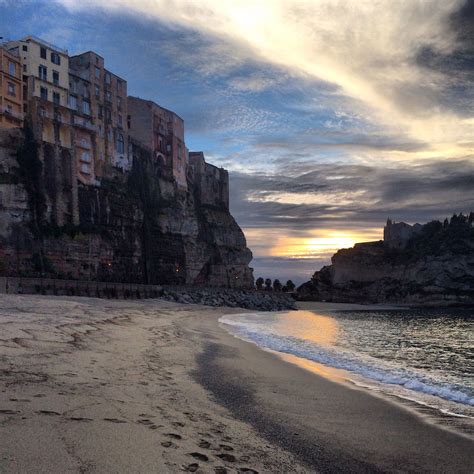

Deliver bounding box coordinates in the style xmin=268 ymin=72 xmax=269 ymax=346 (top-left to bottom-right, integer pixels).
xmin=23 ymin=64 xmax=27 ymax=72
xmin=22 ymin=45 xmax=28 ymax=52
xmin=105 ymin=72 xmax=111 ymax=85
xmin=117 ymin=80 xmax=122 ymax=92
xmin=69 ymin=95 xmax=77 ymax=110
xmin=117 ymin=133 xmax=125 ymax=153
xmin=95 ymin=66 xmax=100 ymax=79
xmin=7 ymin=82 xmax=15 ymax=96
xmin=39 ymin=106 xmax=46 ymax=117
xmin=118 ymin=114 xmax=122 ymax=127
xmin=40 ymin=47 xmax=47 ymax=59
xmin=95 ymin=84 xmax=100 ymax=97
xmin=117 ymin=96 xmax=122 ymax=109
xmin=52 ymin=70 xmax=59 ymax=85
xmin=51 ymin=52 xmax=61 ymax=65
xmin=80 ymin=163 xmax=91 ymax=174
xmin=83 ymin=101 xmax=90 ymax=115
xmin=98 ymin=105 xmax=104 ymax=119
xmin=8 ymin=62 xmax=15 ymax=76
xmin=38 ymin=65 xmax=47 ymax=81
xmin=53 ymin=92 xmax=60 ymax=106
xmin=40 ymin=87 xmax=48 ymax=101
xmin=105 ymin=91 xmax=111 ymax=102
xmin=6 ymin=104 xmax=13 ymax=114
xmin=81 ymin=151 xmax=91 ymax=163
xmin=105 ymin=108 xmax=111 ymax=123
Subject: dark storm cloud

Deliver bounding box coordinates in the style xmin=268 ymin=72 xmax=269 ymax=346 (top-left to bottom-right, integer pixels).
xmin=229 ymin=158 xmax=474 ymax=231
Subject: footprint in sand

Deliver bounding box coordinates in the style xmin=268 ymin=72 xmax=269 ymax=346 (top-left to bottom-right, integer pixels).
xmin=38 ymin=410 xmax=61 ymax=416
xmin=216 ymin=453 xmax=236 ymax=463
xmin=182 ymin=463 xmax=199 ymax=472
xmin=198 ymin=440 xmax=211 ymax=449
xmin=0 ymin=409 xmax=19 ymax=415
xmin=214 ymin=468 xmax=228 ymax=474
xmin=238 ymin=469 xmax=259 ymax=473
xmin=103 ymin=418 xmax=127 ymax=423
xmin=68 ymin=417 xmax=93 ymax=422
xmin=137 ymin=418 xmax=154 ymax=426
xmin=188 ymin=452 xmax=208 ymax=462
xmin=161 ymin=441 xmax=176 ymax=448
xmin=172 ymin=421 xmax=185 ymax=427
xmin=219 ymin=444 xmax=233 ymax=451
xmin=164 ymin=433 xmax=182 ymax=440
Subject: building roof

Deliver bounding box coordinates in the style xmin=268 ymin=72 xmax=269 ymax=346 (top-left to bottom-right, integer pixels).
xmin=22 ymin=35 xmax=68 ymax=55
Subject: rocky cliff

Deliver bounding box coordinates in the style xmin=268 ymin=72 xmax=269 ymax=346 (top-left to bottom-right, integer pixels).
xmin=298 ymin=215 xmax=474 ymax=306
xmin=0 ymin=128 xmax=253 ymax=288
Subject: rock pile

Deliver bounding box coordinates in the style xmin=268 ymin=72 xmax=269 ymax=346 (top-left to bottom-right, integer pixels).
xmin=159 ymin=287 xmax=297 ymax=311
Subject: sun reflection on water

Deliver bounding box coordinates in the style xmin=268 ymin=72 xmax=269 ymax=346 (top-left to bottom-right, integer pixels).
xmin=274 ymin=310 xmax=339 ymax=346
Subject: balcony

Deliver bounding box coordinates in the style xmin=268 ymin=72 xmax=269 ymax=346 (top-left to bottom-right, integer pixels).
xmin=73 ymin=116 xmax=96 ymax=132
xmin=0 ymin=106 xmax=23 ymax=121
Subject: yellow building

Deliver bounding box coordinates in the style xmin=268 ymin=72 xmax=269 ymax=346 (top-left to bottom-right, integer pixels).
xmin=0 ymin=46 xmax=23 ymax=129
xmin=6 ymin=36 xmax=72 ymax=147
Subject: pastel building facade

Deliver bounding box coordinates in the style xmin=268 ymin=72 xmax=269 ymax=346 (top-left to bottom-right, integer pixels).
xmin=69 ymin=52 xmax=129 ymax=177
xmin=0 ymin=46 xmax=23 ymax=129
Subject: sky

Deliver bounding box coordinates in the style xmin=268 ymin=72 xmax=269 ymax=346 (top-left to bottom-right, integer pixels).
xmin=1 ymin=0 xmax=473 ymax=284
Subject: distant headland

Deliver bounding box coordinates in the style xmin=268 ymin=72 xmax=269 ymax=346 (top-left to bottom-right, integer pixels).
xmin=298 ymin=213 xmax=474 ymax=306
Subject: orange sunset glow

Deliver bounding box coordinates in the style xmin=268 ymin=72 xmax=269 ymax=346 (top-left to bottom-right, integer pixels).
xmin=270 ymin=230 xmax=381 ymax=259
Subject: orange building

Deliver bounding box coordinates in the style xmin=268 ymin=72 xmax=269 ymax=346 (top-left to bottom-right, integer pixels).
xmin=0 ymin=46 xmax=23 ymax=129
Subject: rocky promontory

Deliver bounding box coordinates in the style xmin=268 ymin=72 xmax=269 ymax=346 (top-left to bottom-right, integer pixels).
xmin=298 ymin=214 xmax=474 ymax=306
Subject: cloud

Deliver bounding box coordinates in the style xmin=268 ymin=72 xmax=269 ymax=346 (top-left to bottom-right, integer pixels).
xmin=229 ymin=158 xmax=474 ymax=231
xmin=56 ymin=0 xmax=474 ymax=156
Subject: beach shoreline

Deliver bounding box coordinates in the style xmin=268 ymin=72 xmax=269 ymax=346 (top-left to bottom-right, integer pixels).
xmin=0 ymin=294 xmax=472 ymax=472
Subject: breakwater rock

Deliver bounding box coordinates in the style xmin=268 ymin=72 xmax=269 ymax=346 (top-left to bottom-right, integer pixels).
xmin=160 ymin=287 xmax=297 ymax=311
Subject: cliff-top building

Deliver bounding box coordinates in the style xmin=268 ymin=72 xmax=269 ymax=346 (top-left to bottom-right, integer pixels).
xmin=127 ymin=96 xmax=187 ymax=189
xmin=384 ymin=218 xmax=423 ymax=249
xmin=6 ymin=36 xmax=71 ymax=147
xmin=188 ymin=151 xmax=229 ymax=209
xmin=69 ymin=51 xmax=129 ymax=178
xmin=0 ymin=45 xmax=23 ymax=129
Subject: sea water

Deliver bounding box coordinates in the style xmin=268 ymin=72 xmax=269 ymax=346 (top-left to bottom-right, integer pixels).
xmin=219 ymin=308 xmax=474 ymax=425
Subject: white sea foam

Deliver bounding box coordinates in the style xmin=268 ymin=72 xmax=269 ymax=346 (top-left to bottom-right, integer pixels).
xmin=219 ymin=312 xmax=474 ymax=410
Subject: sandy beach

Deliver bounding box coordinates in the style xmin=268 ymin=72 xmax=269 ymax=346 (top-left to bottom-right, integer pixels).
xmin=0 ymin=295 xmax=472 ymax=473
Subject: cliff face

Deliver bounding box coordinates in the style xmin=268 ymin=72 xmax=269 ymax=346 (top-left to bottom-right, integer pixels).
xmin=0 ymin=128 xmax=253 ymax=288
xmin=299 ymin=218 xmax=474 ymax=306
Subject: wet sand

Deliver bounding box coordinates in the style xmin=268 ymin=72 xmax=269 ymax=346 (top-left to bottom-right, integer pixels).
xmin=0 ymin=295 xmax=472 ymax=472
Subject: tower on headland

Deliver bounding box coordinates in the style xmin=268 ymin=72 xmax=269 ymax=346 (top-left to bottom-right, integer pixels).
xmin=383 ymin=218 xmax=423 ymax=249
